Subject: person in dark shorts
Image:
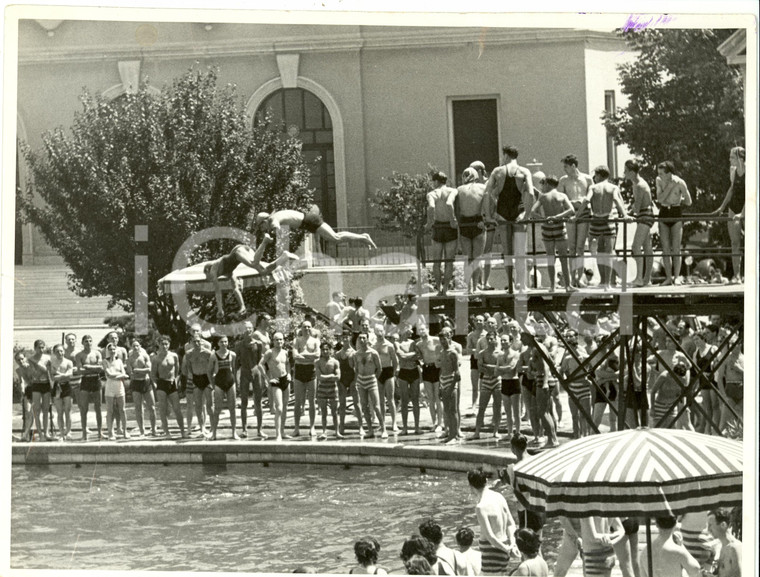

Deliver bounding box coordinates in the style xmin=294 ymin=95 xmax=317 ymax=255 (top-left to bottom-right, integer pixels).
xmin=150 ymin=335 xmax=187 ymax=439
xmin=292 ymin=320 xmax=321 ymax=438
xmin=395 ymin=325 xmax=421 ymax=435
xmin=498 ymin=333 xmax=523 ymax=437
xmin=209 ymin=335 xmax=239 ymax=440
xmin=75 ymin=335 xmax=104 ymax=441
xmin=655 ymin=160 xmax=692 ymax=286
xmin=256 ymin=209 xmax=377 ymax=251
xmin=183 ymin=333 xmax=214 ymax=438
xmin=259 ymin=331 xmax=291 ymax=441
xmin=425 ymin=171 xmax=458 ymax=296
xmin=452 ymin=167 xmax=488 ymax=292
xmin=28 ymin=339 xmax=53 ymax=441
xmin=14 ymin=351 xmax=35 ymax=442
xmin=49 ymin=344 xmax=75 ymax=440
xmin=127 ymin=338 xmax=156 ymax=437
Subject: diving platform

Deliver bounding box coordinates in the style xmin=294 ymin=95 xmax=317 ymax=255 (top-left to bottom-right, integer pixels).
xmin=417 ymin=282 xmax=744 ymax=321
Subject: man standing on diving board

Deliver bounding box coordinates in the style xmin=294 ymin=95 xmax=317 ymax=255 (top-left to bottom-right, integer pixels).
xmin=255 ymin=209 xmax=377 ymax=250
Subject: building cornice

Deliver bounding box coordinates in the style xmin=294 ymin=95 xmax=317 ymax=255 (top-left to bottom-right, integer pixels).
xmin=18 ymin=26 xmax=621 ymax=65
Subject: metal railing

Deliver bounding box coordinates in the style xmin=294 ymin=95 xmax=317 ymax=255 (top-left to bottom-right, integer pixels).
xmin=309 ymin=215 xmax=744 ymax=287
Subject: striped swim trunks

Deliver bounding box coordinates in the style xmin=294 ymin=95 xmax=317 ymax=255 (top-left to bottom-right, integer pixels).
xmin=583 ymin=546 xmax=616 ymax=576
xmin=636 ymin=205 xmax=655 ymax=228
xmin=478 ymin=539 xmax=511 ymax=574
xmin=680 ymin=528 xmax=714 ymax=566
xmin=479 ymin=374 xmax=500 ymax=393
xmin=568 ymin=380 xmax=592 ymax=402
xmin=653 ymin=399 xmax=679 ymax=427
xmin=541 ymin=221 xmax=567 ymax=242
xmin=356 ymin=374 xmax=378 ymax=392
xmin=589 ymin=216 xmax=616 ymax=238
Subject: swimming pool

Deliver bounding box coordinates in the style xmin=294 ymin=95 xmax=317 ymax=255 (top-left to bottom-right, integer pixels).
xmin=11 ymin=463 xmax=563 ymax=573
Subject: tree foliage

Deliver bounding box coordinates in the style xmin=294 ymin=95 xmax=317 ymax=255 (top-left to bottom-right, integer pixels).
xmin=17 ymin=66 xmax=314 ymax=340
xmin=371 ymin=166 xmax=438 ymax=261
xmin=603 ymin=28 xmax=744 ymax=238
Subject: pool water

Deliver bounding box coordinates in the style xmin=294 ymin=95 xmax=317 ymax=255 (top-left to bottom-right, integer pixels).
xmin=11 ymin=464 xmax=562 ymax=573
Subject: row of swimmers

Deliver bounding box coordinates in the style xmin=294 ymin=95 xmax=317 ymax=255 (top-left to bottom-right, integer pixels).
xmin=426 ymin=146 xmax=746 ymax=295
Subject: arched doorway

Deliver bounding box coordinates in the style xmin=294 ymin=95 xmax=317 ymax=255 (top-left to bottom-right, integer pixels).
xmin=256 ymin=88 xmax=337 ymax=228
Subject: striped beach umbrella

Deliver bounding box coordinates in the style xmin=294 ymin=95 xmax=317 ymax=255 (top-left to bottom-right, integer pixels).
xmin=157 ymin=262 xmax=288 ymax=295
xmin=512 ymin=428 xmax=743 ymax=519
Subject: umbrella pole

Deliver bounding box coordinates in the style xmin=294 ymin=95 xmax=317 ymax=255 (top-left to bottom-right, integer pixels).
xmin=646 ymin=516 xmax=653 ymax=577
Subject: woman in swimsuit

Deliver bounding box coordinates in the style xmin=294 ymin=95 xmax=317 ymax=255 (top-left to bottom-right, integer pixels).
xmin=349 ymin=536 xmax=388 ymax=575
xmin=209 ymin=335 xmax=239 ymax=440
xmin=711 ymin=146 xmax=745 ymax=283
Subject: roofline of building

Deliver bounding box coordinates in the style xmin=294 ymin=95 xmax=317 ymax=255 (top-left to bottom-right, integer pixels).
xmin=18 ymin=27 xmax=624 ymax=65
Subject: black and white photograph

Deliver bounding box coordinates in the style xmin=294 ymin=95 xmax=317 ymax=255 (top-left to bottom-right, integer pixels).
xmin=2 ymin=3 xmax=756 ymax=576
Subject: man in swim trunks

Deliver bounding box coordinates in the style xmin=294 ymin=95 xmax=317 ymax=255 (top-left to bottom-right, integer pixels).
xmin=127 ymin=337 xmax=156 ymax=437
xmin=498 ymin=332 xmax=523 ymax=437
xmin=437 ymin=328 xmax=461 ymax=444
xmin=450 ymin=167 xmax=487 ymax=292
xmin=372 ymin=325 xmax=399 ymax=434
xmin=75 ymin=335 xmax=104 ymax=441
xmin=259 ymin=331 xmax=290 ymax=441
xmin=315 ymin=341 xmax=342 ymax=439
xmin=235 ymin=320 xmax=266 ymax=439
xmin=484 ymin=145 xmax=535 ymax=293
xmin=415 ymin=323 xmax=444 ymax=433
xmin=468 ymin=468 xmax=517 ymax=575
xmin=624 ymin=159 xmax=655 ymax=287
xmin=425 ymin=171 xmax=458 ymax=296
xmin=255 ymin=209 xmax=377 ymax=252
xmin=292 ymin=320 xmax=320 ymax=438
xmin=655 ymin=160 xmax=692 ymax=286
xmin=581 ymin=517 xmax=618 ymax=577
xmin=465 ymin=315 xmax=486 ymax=416
xmin=150 ymin=335 xmax=187 ymax=439
xmin=183 ymin=332 xmax=214 ymax=438
xmin=528 ymin=174 xmax=576 ymax=293
xmin=28 ymin=339 xmax=53 ymax=441
xmin=576 ymin=166 xmax=630 ymax=289
xmin=49 ymin=344 xmax=75 ymax=440
xmin=181 ymin=323 xmax=212 ymax=433
xmin=203 ymin=234 xmax=300 ymax=316
xmin=395 ymin=324 xmax=421 ymax=435
xmin=471 ymin=331 xmax=501 ymax=440
xmin=62 ymin=332 xmax=82 ymax=406
xmin=558 ymin=154 xmax=594 ymax=288
xmin=354 ymin=332 xmax=386 ymax=439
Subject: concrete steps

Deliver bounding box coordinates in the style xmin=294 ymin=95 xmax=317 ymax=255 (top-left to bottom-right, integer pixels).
xmin=12 ymin=265 xmax=123 ymax=348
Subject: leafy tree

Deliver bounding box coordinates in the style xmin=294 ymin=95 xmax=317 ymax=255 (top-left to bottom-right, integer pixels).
xmin=17 ymin=66 xmax=314 ymax=342
xmin=371 ymin=166 xmax=438 ymax=262
xmin=603 ymin=28 xmax=744 ymax=243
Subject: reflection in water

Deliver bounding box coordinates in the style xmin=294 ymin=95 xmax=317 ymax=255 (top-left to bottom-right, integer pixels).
xmin=11 ymin=464 xmax=562 ymax=573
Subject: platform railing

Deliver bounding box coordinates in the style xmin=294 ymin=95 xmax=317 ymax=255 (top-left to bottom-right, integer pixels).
xmin=311 ymin=214 xmax=744 ymax=290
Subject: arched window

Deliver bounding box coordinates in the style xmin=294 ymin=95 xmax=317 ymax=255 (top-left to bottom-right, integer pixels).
xmin=257 ymin=88 xmax=337 ymax=227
